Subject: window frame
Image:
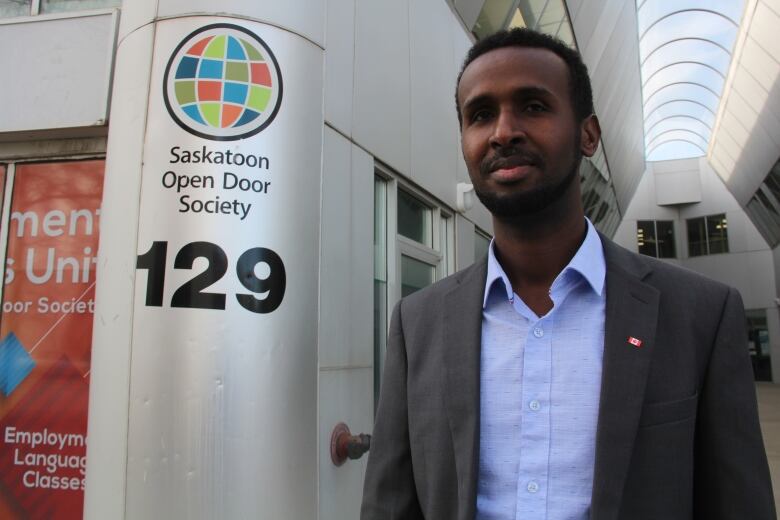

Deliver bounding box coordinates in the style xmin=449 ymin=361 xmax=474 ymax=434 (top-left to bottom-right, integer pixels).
xmin=636 ymin=219 xmax=676 ymax=259
xmin=686 ymin=213 xmax=729 ymax=257
xmin=373 ymin=164 xmax=457 ymax=408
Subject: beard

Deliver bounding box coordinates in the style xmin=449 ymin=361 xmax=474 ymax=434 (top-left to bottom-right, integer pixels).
xmin=473 ymin=140 xmax=581 ymax=218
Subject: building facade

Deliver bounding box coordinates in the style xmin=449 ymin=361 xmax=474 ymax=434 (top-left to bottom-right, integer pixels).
xmin=0 ymin=0 xmax=777 ymax=518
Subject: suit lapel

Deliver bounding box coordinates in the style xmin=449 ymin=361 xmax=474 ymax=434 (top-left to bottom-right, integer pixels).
xmin=591 ymin=239 xmax=660 ymax=519
xmin=442 ymin=259 xmax=486 ymax=520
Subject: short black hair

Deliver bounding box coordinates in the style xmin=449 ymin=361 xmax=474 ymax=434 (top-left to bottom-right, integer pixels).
xmin=456 ymin=28 xmax=595 ymax=124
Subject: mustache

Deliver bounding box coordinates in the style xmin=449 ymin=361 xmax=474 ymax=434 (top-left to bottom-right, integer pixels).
xmin=480 ymin=147 xmax=545 ymax=176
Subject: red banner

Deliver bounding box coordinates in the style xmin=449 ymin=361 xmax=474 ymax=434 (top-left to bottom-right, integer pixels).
xmin=0 ymin=161 xmax=103 ymax=519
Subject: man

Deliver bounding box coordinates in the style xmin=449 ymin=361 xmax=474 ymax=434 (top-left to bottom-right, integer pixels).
xmin=361 ymin=28 xmax=776 ymax=520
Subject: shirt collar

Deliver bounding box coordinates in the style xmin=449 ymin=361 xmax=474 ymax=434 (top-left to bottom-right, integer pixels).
xmin=482 ymin=218 xmax=605 ymax=309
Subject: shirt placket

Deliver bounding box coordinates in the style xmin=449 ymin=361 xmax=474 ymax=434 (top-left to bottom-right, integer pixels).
xmin=515 ymin=312 xmax=553 ymax=519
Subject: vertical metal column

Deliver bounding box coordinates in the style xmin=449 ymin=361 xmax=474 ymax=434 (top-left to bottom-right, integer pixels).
xmin=85 ymin=2 xmax=325 ymax=518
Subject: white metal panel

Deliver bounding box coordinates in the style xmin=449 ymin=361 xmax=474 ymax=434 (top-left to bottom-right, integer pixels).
xmin=580 ymin=0 xmax=623 ymax=72
xmin=684 ymin=250 xmax=775 ymax=309
xmin=741 ymin=37 xmax=779 ymax=92
xmin=732 ymin=64 xmax=770 ymax=115
xmin=321 ymin=127 xmax=356 ymax=366
xmin=156 ymin=0 xmax=326 ymax=46
xmin=452 ymin=18 xmax=493 ymax=237
xmin=84 ymin=21 xmax=155 ymax=520
xmin=453 ymin=0 xmax=484 ymax=29
xmin=711 ymin=0 xmax=780 ymax=205
xmin=725 ymin=90 xmax=760 ymax=142
xmin=324 ymin=0 xmax=356 ymax=135
xmin=353 ymin=0 xmax=411 ymax=176
xmin=568 ymin=0 xmax=646 ymax=212
xmin=320 ymin=127 xmax=374 ymax=368
xmin=350 ymin=143 xmax=375 ymax=355
xmin=0 ymin=12 xmax=117 ymax=134
xmin=117 ymin=0 xmax=156 ymax=42
xmin=455 ymin=213 xmax=476 ymax=270
xmin=123 ymin=18 xmax=323 ymax=519
xmin=569 ymin=0 xmax=601 ymax=53
xmin=410 ymin=0 xmax=459 ymax=207
xmin=655 ymin=169 xmax=702 ymax=206
xmin=318 ymin=367 xmax=374 ymax=520
xmin=750 ymin=1 xmax=780 ymax=61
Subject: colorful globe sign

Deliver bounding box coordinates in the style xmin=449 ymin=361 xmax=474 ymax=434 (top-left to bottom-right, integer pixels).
xmin=163 ymin=24 xmax=283 ymax=141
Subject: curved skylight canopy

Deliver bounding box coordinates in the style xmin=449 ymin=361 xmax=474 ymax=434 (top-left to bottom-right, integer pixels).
xmin=638 ymin=0 xmax=744 ymax=161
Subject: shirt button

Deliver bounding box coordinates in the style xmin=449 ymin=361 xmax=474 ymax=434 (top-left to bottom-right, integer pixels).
xmin=533 ymin=327 xmax=544 ymax=338
xmin=529 ymin=400 xmax=540 ymax=411
xmin=527 ymin=481 xmax=539 ymax=493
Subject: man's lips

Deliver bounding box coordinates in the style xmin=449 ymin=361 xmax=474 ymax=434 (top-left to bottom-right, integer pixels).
xmin=481 ymin=154 xmax=541 ymax=182
xmin=490 ymin=164 xmax=534 ymax=183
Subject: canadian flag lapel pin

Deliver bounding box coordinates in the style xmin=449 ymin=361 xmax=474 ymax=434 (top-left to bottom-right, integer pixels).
xmin=627 ymin=336 xmax=642 ymax=348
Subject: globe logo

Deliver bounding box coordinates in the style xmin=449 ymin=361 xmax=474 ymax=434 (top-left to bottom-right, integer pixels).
xmin=163 ymin=24 xmax=283 ymax=141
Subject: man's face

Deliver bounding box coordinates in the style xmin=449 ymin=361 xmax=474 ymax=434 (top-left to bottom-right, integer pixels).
xmin=457 ymin=46 xmax=595 ymax=217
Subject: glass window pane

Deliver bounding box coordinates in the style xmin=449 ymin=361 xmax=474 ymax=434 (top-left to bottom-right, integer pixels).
xmin=687 ymin=217 xmax=707 ymax=256
xmin=0 ymin=0 xmax=31 ymax=17
xmin=373 ymin=177 xmax=387 ymax=408
xmin=397 ymin=189 xmax=432 ymax=247
xmin=707 ymin=214 xmax=729 ymax=254
xmin=746 ymin=309 xmax=772 ymax=381
xmin=401 ymin=255 xmax=434 ymax=297
xmin=473 ymin=0 xmax=515 ymax=38
xmin=637 ymin=220 xmax=657 ymax=257
xmin=40 ymin=0 xmax=119 ymax=13
xmin=441 ymin=215 xmax=453 ymax=275
xmin=656 ymin=220 xmax=676 ymax=258
xmin=474 ymin=232 xmax=490 ymax=260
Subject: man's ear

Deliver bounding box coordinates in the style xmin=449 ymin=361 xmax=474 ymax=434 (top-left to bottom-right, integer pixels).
xmin=580 ymin=114 xmax=601 ymax=158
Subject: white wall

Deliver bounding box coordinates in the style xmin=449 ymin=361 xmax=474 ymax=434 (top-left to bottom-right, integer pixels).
xmin=319 ymin=2 xmax=494 ymax=518
xmin=327 ymin=0 xmax=493 ymax=235
xmin=318 ymin=127 xmax=375 ymax=520
xmin=566 ymin=0 xmax=646 ymax=213
xmin=615 ymin=157 xmax=779 ymax=382
xmin=0 ymin=11 xmax=118 ymax=136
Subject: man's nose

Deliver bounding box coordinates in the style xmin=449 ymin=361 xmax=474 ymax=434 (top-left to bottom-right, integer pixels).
xmin=489 ymin=110 xmax=525 ymax=148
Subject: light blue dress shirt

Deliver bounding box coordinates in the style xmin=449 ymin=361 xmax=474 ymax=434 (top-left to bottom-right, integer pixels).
xmin=476 ymin=219 xmax=606 ymax=520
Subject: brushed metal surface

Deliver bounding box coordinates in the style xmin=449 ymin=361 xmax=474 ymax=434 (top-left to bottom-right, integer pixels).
xmin=126 ymin=17 xmax=323 ymax=519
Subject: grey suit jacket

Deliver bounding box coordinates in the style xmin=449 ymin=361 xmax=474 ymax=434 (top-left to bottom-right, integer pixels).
xmin=361 ymin=237 xmax=776 ymax=520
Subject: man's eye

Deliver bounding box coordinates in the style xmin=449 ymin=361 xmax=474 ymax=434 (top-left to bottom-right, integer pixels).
xmin=471 ymin=109 xmax=493 ymax=122
xmin=525 ymin=102 xmax=546 ymax=112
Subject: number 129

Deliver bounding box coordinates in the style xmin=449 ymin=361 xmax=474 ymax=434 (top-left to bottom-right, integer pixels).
xmin=136 ymin=241 xmax=286 ymax=314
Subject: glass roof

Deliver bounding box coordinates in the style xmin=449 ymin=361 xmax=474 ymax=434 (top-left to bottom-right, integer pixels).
xmin=637 ymin=0 xmax=744 ymax=161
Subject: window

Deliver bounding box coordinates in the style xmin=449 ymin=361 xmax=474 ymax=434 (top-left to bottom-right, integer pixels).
xmin=373 ymin=168 xmax=455 ymax=407
xmin=636 ymin=220 xmax=676 ymax=258
xmin=470 ymin=0 xmax=575 ymax=47
xmin=373 ymin=176 xmax=388 ymax=406
xmin=746 ymin=309 xmax=772 ymax=382
xmin=744 ymin=159 xmax=780 ymax=248
xmin=687 ymin=214 xmax=728 ymax=256
xmin=0 ymin=0 xmax=118 ymax=17
xmin=395 ymin=186 xmax=451 ymax=297
xmin=474 ymin=230 xmax=490 ymax=260
xmin=397 ymin=189 xmax=432 ymax=247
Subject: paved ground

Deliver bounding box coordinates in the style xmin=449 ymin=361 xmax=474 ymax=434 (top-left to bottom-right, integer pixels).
xmin=757 ymin=383 xmax=780 ymax=513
